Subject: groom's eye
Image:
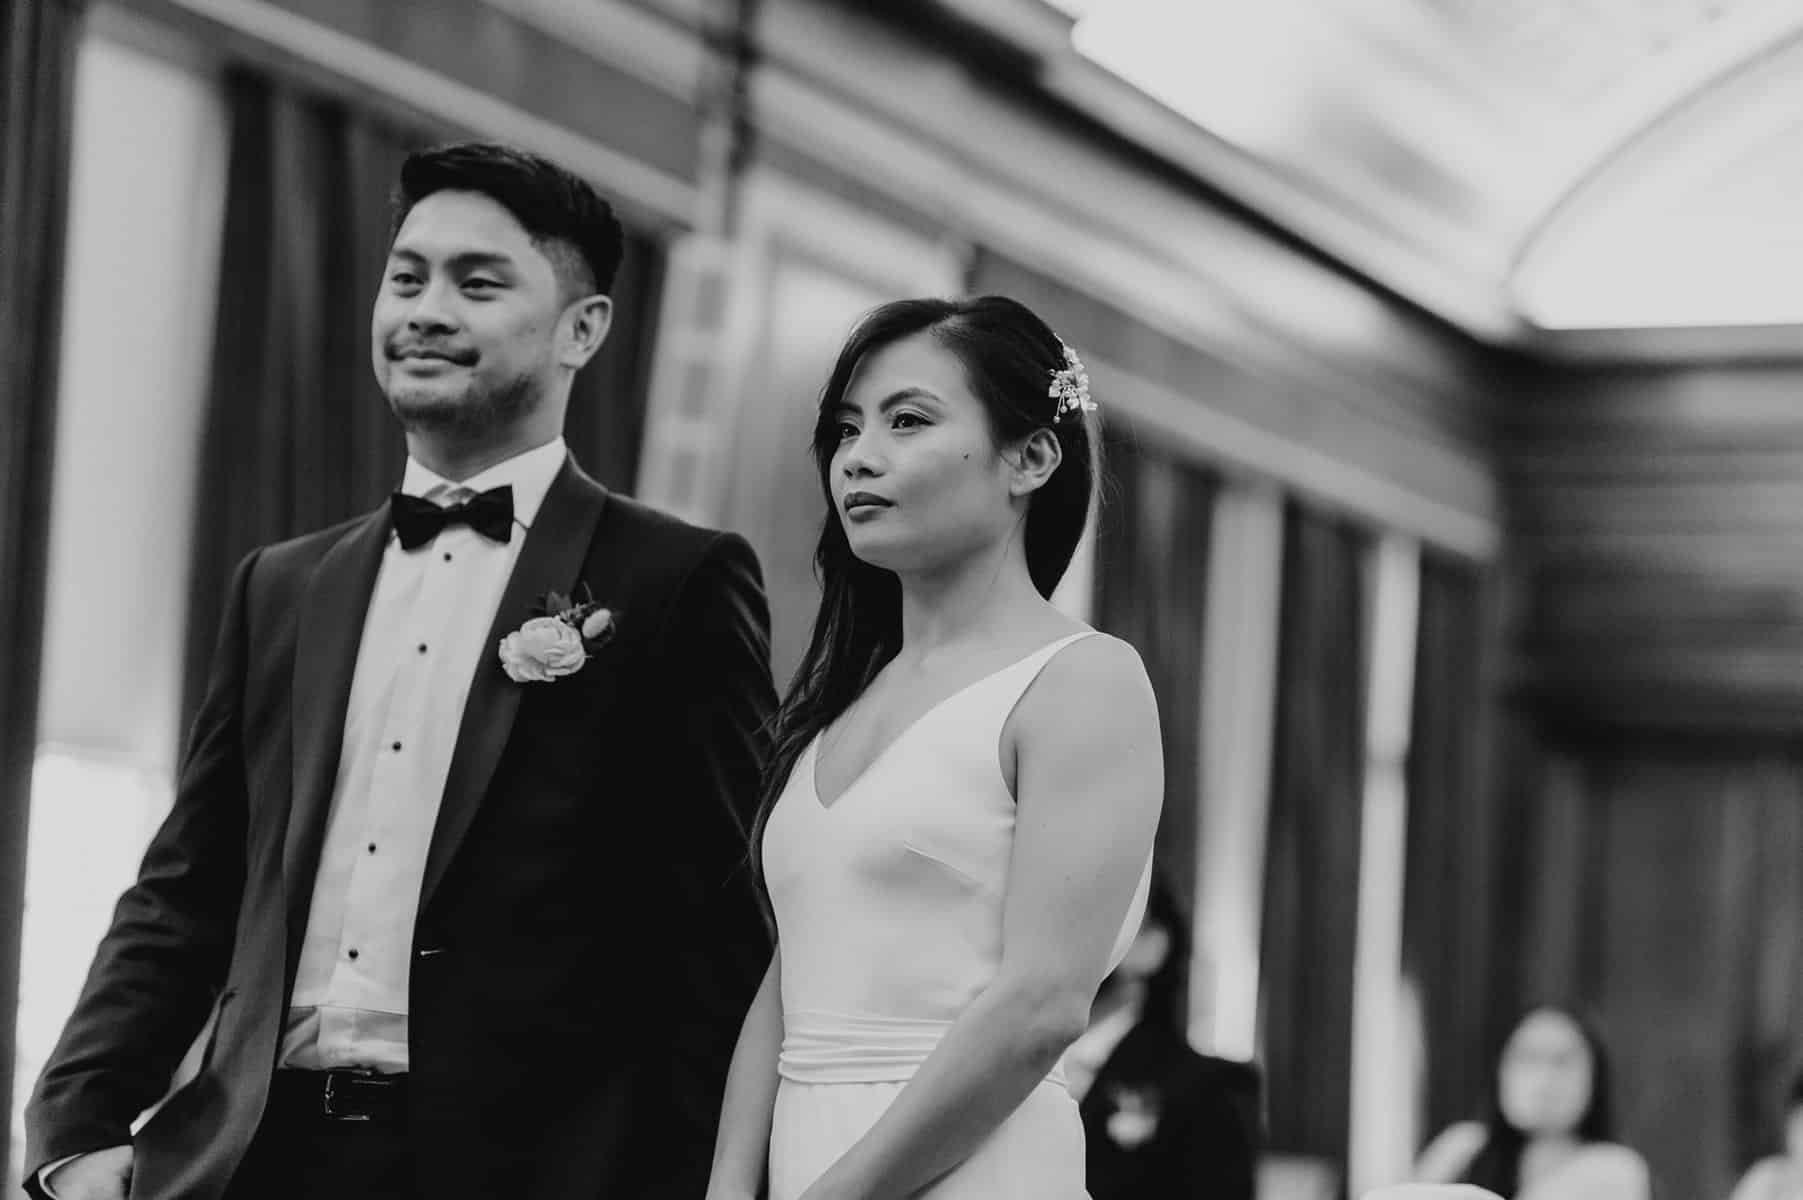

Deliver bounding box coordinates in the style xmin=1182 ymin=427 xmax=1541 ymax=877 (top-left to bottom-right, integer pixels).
xmin=388 ymin=271 xmax=421 ymax=289
xmin=463 ymin=277 xmax=502 ymax=293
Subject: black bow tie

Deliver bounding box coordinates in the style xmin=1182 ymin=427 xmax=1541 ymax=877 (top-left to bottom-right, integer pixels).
xmin=389 ymin=486 xmax=515 ymax=550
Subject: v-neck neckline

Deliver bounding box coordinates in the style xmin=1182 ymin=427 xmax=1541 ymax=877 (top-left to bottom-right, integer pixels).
xmin=807 ymin=631 xmax=1088 ymax=812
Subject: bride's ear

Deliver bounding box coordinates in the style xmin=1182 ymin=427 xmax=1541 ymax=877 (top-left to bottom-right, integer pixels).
xmin=1005 ymin=428 xmax=1063 ymax=498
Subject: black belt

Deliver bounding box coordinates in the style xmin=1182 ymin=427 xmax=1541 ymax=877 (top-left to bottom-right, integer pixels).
xmin=270 ymin=1068 xmax=409 ymax=1124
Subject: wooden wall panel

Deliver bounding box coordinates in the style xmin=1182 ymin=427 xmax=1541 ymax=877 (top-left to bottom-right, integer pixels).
xmin=1502 ymin=356 xmax=1803 ymax=1198
xmin=283 ymin=0 xmax=701 ymax=183
xmin=753 ymin=0 xmax=1509 ymax=556
xmin=133 ymin=0 xmax=704 ymax=225
xmin=1505 ymin=359 xmax=1803 ymax=733
xmin=971 ymin=252 xmax=1499 ymax=556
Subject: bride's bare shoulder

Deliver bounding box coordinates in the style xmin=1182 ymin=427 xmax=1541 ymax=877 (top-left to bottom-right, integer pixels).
xmin=1007 ymin=631 xmax=1157 ymax=763
xmin=1030 ymin=631 xmax=1152 ymax=709
xmin=1045 ymin=629 xmax=1146 ymax=682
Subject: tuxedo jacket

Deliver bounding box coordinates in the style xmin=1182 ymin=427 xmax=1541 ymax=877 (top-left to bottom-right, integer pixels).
xmin=24 ymin=458 xmax=777 ymax=1200
xmin=1081 ymin=1020 xmax=1263 ymax=1200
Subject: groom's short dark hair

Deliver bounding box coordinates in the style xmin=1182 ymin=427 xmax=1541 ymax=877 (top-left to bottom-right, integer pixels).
xmin=391 ymin=141 xmax=625 ymax=299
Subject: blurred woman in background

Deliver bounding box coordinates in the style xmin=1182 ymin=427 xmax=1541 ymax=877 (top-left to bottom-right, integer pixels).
xmin=1727 ymin=1066 xmax=1803 ymax=1200
xmin=1413 ymin=1005 xmax=1650 ymax=1200
xmin=1068 ymin=870 xmax=1260 ymax=1200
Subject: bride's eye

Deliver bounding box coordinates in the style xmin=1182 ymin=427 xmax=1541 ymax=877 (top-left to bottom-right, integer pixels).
xmin=892 ymin=411 xmax=927 ymax=430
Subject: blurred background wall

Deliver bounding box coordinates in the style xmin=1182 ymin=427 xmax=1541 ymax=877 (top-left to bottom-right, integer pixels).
xmin=6 ymin=2 xmax=1802 ymax=1198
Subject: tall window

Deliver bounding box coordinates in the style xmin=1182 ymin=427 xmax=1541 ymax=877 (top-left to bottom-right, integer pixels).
xmin=12 ymin=25 xmax=229 ymax=1187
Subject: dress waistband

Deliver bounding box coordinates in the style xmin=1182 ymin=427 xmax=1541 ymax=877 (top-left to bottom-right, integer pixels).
xmin=779 ymin=1009 xmax=1068 ymax=1089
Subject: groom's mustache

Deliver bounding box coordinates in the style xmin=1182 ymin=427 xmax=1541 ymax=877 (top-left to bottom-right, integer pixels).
xmin=386 ymin=338 xmax=478 ymax=366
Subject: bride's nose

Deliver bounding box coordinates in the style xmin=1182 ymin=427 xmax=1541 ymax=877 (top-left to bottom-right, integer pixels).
xmin=840 ymin=437 xmax=886 ymax=478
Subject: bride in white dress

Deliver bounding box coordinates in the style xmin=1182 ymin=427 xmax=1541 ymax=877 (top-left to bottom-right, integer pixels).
xmin=705 ymin=296 xmax=1162 ymax=1200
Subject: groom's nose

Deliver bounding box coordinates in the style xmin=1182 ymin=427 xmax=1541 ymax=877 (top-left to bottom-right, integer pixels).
xmin=405 ymin=279 xmax=461 ymax=334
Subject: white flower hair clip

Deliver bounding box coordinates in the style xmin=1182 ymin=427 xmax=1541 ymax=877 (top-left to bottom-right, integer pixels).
xmin=1048 ymin=341 xmax=1096 ymax=423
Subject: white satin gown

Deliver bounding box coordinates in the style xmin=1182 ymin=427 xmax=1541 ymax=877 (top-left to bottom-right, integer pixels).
xmin=761 ymin=631 xmax=1151 ymax=1199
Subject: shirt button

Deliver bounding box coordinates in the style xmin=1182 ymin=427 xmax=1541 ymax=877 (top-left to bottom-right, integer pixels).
xmin=347 ymin=948 xmax=359 ymax=960
xmin=442 ymin=552 xmax=453 ymax=562
xmin=417 ymin=643 xmax=428 ymax=654
xmin=367 ymin=843 xmax=377 ymax=854
xmin=391 ymin=741 xmax=402 ymax=752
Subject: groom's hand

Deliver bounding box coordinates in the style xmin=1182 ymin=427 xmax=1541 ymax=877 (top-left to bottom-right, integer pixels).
xmin=43 ymin=1145 xmax=132 ymax=1200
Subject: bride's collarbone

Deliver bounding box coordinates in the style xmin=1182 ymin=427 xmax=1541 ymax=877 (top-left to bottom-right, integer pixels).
xmin=837 ymin=651 xmax=1006 ymax=741
xmin=820 ymin=633 xmax=1079 ymax=784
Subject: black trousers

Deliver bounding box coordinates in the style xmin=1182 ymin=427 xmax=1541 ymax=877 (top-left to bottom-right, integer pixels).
xmin=224 ymin=1075 xmax=421 ymax=1200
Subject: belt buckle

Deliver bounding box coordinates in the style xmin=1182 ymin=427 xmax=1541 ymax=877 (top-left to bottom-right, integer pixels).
xmin=320 ymin=1068 xmax=377 ymax=1122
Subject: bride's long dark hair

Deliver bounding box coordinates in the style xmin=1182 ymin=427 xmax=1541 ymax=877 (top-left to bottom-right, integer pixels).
xmin=750 ymin=296 xmax=1100 ymax=886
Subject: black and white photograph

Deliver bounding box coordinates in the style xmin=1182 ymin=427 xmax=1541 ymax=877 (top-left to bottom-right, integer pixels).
xmin=3 ymin=2 xmax=1801 ymax=1198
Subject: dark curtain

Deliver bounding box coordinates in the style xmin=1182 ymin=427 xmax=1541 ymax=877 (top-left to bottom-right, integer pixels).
xmin=1093 ymin=429 xmax=1215 ymax=1006
xmin=183 ymin=71 xmax=665 ymax=729
xmin=182 ymin=71 xmax=420 ymax=727
xmin=1401 ymin=550 xmax=1496 ymax=1142
xmin=1257 ymin=500 xmax=1369 ymax=1185
xmin=0 ymin=0 xmax=86 ymax=1176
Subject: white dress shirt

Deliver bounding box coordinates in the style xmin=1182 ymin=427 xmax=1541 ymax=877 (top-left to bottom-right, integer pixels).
xmin=278 ymin=436 xmax=568 ymax=1072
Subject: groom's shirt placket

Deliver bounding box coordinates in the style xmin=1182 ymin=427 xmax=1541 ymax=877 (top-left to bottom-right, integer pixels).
xmin=280 ymin=436 xmax=568 ymax=1073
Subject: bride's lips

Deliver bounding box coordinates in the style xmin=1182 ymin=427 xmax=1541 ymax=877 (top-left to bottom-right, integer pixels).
xmin=842 ymin=491 xmax=893 ymax=520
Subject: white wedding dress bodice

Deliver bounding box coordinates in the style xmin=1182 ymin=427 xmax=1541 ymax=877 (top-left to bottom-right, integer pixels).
xmin=761 ymin=631 xmax=1150 ymax=1199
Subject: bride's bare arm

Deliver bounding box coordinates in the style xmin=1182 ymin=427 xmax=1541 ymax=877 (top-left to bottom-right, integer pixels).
xmin=796 ymin=634 xmax=1162 ymax=1200
xmin=706 ymin=950 xmax=784 ymax=1200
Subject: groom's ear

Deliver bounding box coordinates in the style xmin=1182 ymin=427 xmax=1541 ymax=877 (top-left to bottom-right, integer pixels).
xmin=559 ymin=294 xmax=613 ymax=369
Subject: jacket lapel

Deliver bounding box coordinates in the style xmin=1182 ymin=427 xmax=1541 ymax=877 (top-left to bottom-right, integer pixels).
xmin=417 ymin=458 xmax=608 ymax=914
xmin=285 ymin=509 xmax=389 ymax=952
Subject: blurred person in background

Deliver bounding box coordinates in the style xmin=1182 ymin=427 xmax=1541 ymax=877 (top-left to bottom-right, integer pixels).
xmin=1414 ymin=1004 xmax=1651 ymax=1200
xmin=1067 ymin=869 xmax=1261 ymax=1200
xmin=24 ymin=142 xmax=774 ymax=1200
xmin=1726 ymin=1065 xmax=1803 ymax=1200
xmin=705 ymin=296 xmax=1163 ymax=1200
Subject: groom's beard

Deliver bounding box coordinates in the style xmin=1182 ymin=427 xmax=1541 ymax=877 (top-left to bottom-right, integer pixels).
xmin=387 ymin=369 xmax=539 ymax=439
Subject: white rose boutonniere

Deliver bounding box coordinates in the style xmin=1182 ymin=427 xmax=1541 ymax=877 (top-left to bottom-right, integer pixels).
xmin=498 ymin=584 xmax=618 ymax=684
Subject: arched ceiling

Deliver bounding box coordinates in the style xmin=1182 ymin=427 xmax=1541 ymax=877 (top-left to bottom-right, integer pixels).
xmin=1015 ymin=0 xmax=1803 ymax=354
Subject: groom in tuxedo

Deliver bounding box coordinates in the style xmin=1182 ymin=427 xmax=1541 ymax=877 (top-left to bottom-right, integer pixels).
xmin=25 ymin=142 xmax=776 ymax=1200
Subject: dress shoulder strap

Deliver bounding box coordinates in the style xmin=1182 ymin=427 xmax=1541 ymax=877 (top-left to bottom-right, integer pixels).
xmin=973 ymin=629 xmax=1105 ymax=724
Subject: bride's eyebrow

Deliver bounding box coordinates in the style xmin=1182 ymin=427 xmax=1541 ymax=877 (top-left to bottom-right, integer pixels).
xmin=833 ymin=386 xmax=942 ymax=419
xmin=877 ymin=387 xmax=941 ymax=410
